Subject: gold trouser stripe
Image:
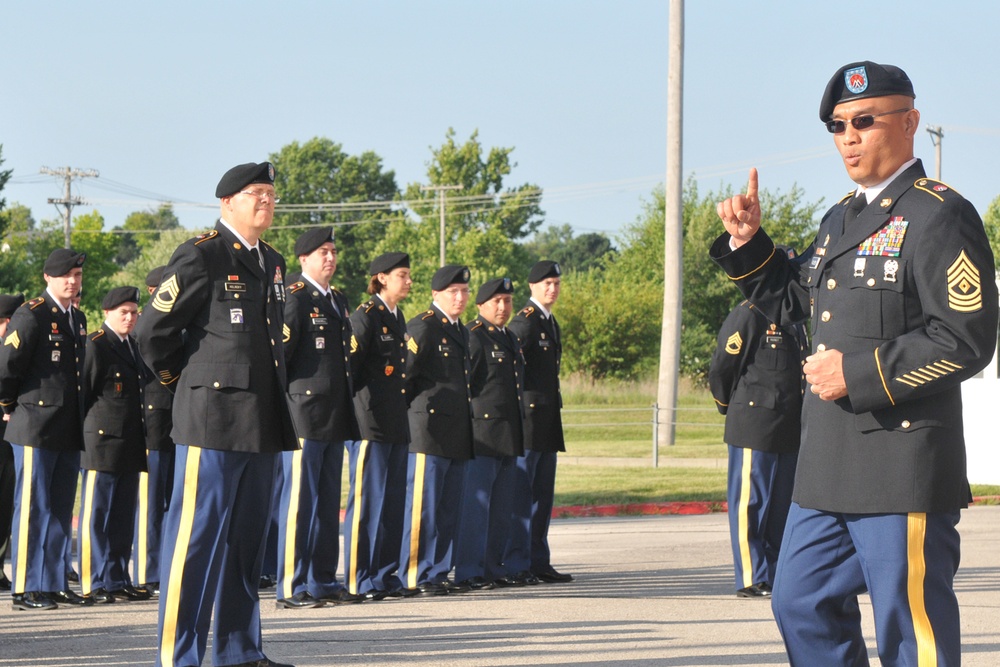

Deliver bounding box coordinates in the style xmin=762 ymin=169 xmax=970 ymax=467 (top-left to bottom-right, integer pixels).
xmin=159 ymin=447 xmax=202 ymax=667
xmin=737 ymin=451 xmax=754 ymax=588
xmin=348 ymin=440 xmax=369 ymax=595
xmin=137 ymin=468 xmax=149 ymax=585
xmin=406 ymin=454 xmax=426 ymax=588
xmin=80 ymin=470 xmax=97 ymax=595
xmin=907 ymin=512 xmax=938 ymax=667
xmin=14 ymin=447 xmax=34 ymax=593
xmin=281 ymin=445 xmax=303 ymax=600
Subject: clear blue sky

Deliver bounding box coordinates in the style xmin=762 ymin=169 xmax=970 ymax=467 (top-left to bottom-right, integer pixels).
xmin=4 ymin=2 xmax=999 ymax=244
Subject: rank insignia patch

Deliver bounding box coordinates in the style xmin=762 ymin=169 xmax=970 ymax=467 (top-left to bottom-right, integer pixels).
xmin=407 ymin=337 xmax=419 ymax=354
xmin=350 ymin=334 xmax=358 ymax=354
xmin=725 ymin=331 xmax=743 ymax=355
xmin=858 ymin=217 xmax=908 ymax=257
xmin=4 ymin=330 xmax=20 ymax=349
xmin=152 ymin=275 xmax=180 ymax=313
xmin=282 ymin=324 xmax=291 ymax=343
xmin=946 ymin=249 xmax=983 ymax=312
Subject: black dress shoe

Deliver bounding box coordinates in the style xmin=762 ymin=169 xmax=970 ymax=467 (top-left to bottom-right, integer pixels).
xmin=512 ymin=571 xmax=540 ymax=585
xmin=317 ymin=589 xmax=363 ymax=604
xmin=229 ymin=659 xmax=296 ymax=667
xmin=12 ymin=591 xmax=58 ymax=610
xmin=276 ymin=591 xmax=325 ymax=609
xmin=0 ymin=573 xmax=11 ymax=591
xmin=66 ymin=570 xmax=80 ymax=584
xmin=532 ymin=567 xmax=574 ymax=583
xmin=142 ymin=581 xmax=160 ymax=596
xmin=88 ymin=588 xmax=115 ymax=604
xmin=441 ymin=579 xmax=470 ymax=593
xmin=736 ymin=582 xmax=772 ymax=598
xmin=48 ymin=589 xmax=95 ymax=606
xmin=258 ymin=574 xmax=277 ymax=589
xmin=492 ymin=575 xmax=525 ymax=588
xmin=109 ymin=585 xmax=152 ymax=601
xmin=458 ymin=576 xmax=495 ymax=591
xmin=363 ymin=589 xmax=389 ymax=601
xmin=395 ymin=587 xmax=422 ymax=598
xmin=415 ymin=581 xmax=449 ymax=596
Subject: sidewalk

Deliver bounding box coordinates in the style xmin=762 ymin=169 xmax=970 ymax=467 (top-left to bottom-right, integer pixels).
xmin=1 ymin=507 xmax=997 ymax=666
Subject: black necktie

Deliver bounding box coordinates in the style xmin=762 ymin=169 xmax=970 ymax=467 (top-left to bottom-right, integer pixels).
xmin=328 ymin=292 xmax=340 ymax=318
xmin=250 ymin=246 xmax=264 ymax=271
xmin=844 ymin=194 xmax=867 ymax=226
xmin=124 ymin=338 xmax=139 ymax=369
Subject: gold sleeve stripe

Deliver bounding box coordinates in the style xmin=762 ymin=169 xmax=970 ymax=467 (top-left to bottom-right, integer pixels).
xmin=875 ymin=347 xmax=895 ymax=406
xmin=896 ymin=376 xmax=921 ymax=388
xmin=936 ymin=360 xmax=963 ymax=371
xmin=894 ymin=359 xmax=964 ymax=388
xmin=713 ymin=397 xmax=729 ymax=408
xmin=727 ymin=246 xmax=777 ymax=282
xmin=910 ymin=369 xmax=939 ymax=382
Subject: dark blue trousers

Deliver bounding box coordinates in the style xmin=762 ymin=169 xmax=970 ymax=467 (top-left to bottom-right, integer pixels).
xmin=726 ymin=446 xmax=797 ymax=590
xmin=453 ymin=454 xmax=517 ymax=582
xmin=79 ymin=469 xmax=139 ymax=593
xmin=505 ymin=449 xmax=557 ymax=572
xmin=772 ymin=503 xmax=962 ymax=667
xmin=342 ymin=439 xmax=409 ymax=595
xmin=9 ymin=445 xmax=79 ymax=593
xmin=134 ymin=448 xmax=174 ymax=586
xmin=276 ymin=439 xmax=345 ymax=600
xmin=399 ymin=452 xmax=466 ymax=588
xmin=155 ymin=446 xmax=276 ymax=667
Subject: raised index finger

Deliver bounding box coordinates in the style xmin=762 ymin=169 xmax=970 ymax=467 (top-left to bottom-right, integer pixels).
xmin=746 ymin=167 xmax=759 ymax=201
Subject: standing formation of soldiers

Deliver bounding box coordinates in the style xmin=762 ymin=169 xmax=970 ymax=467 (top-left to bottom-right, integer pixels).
xmin=0 ymin=161 xmax=573 ymax=666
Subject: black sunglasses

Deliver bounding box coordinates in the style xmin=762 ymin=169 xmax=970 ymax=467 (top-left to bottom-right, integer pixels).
xmin=825 ymin=107 xmax=912 ymax=134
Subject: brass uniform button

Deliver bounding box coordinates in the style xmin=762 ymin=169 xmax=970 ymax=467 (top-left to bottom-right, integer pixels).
xmin=901 ymin=420 xmax=911 ymax=429
xmin=816 ymin=344 xmax=827 ymax=352
xmin=827 ymin=278 xmax=837 ymax=290
xmin=867 ymin=278 xmax=876 ymax=287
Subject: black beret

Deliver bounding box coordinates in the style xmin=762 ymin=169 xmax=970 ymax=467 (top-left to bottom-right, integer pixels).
xmin=528 ymin=260 xmax=561 ymax=283
xmin=294 ymin=227 xmax=335 ymax=257
xmin=102 ymin=286 xmax=140 ymax=310
xmin=0 ymin=293 xmax=25 ymax=319
xmin=432 ymin=265 xmax=471 ymax=291
xmin=369 ymin=252 xmax=410 ymax=275
xmin=145 ymin=266 xmax=167 ymax=288
xmin=43 ymin=248 xmax=86 ymax=276
xmin=819 ymin=61 xmax=915 ymax=121
xmin=476 ymin=277 xmax=514 ymax=304
xmin=215 ymin=161 xmax=276 ymax=198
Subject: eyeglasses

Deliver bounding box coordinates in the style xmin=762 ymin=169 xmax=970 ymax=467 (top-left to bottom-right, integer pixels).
xmin=443 ymin=287 xmax=470 ymax=297
xmin=238 ymin=190 xmax=281 ymax=204
xmin=825 ymin=107 xmax=912 ymax=134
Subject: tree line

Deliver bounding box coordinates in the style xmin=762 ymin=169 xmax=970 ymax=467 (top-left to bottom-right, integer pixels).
xmin=4 ymin=140 xmax=999 ymax=384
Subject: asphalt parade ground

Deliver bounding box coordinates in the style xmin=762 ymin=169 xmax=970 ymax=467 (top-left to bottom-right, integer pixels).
xmin=1 ymin=507 xmax=998 ymax=667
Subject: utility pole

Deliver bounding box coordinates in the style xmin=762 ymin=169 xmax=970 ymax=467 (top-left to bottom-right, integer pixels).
xmin=926 ymin=126 xmax=943 ymax=180
xmin=40 ymin=166 xmax=99 ymax=248
xmin=656 ymin=0 xmax=684 ymax=454
xmin=420 ymin=184 xmax=463 ymax=267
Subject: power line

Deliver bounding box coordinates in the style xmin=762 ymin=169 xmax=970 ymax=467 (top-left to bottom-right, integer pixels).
xmin=39 ymin=166 xmax=99 ymax=248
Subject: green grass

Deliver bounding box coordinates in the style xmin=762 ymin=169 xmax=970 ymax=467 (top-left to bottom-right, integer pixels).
xmin=554 ymin=465 xmax=727 ymax=506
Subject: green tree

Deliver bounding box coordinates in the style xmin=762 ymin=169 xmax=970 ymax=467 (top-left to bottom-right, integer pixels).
xmin=524 ymin=223 xmax=615 ymax=273
xmin=0 ymin=145 xmax=13 ymax=240
xmin=384 ymin=129 xmax=544 ymax=318
xmin=0 ymin=204 xmax=54 ymax=295
xmin=267 ymin=138 xmax=400 ymax=303
xmin=112 ymin=204 xmax=182 ymax=266
xmin=69 ymin=210 xmax=124 ymax=327
xmin=982 ymin=194 xmax=1000 ymax=261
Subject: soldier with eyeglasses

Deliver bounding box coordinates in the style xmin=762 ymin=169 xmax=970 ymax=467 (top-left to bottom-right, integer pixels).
xmin=712 ymin=61 xmax=998 ymax=666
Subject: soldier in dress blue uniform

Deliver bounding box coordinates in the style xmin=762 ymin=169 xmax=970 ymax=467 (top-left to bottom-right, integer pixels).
xmin=0 ymin=249 xmax=90 ymax=610
xmin=275 ymin=226 xmax=361 ymax=609
xmin=133 ymin=266 xmax=174 ymax=598
xmin=137 ymin=162 xmax=297 ymax=667
xmin=0 ymin=293 xmax=26 ymax=592
xmin=78 ymin=286 xmax=151 ymax=604
xmin=343 ymin=252 xmax=414 ymax=600
xmin=708 ymin=266 xmax=807 ymax=598
xmin=399 ymin=264 xmax=475 ymax=595
xmin=505 ymin=260 xmax=573 ymax=584
xmin=713 ymin=62 xmax=999 ymax=666
xmin=453 ymin=278 xmax=527 ymax=590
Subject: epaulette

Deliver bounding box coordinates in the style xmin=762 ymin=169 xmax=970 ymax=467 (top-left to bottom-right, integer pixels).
xmin=193 ymin=229 xmax=219 ymax=245
xmin=27 ymin=297 xmax=45 ymax=310
xmin=89 ymin=329 xmax=105 ymax=341
xmin=421 ymin=310 xmax=435 ymax=321
xmin=289 ymin=281 xmax=306 ymax=293
xmin=470 ymin=321 xmax=483 ymax=331
xmin=361 ymin=300 xmax=376 ymax=313
xmin=331 ymin=285 xmax=342 ymax=295
xmin=260 ymin=238 xmax=275 ymax=250
xmin=914 ymin=177 xmax=960 ymax=202
xmin=520 ymin=306 xmax=536 ymax=318
xmin=739 ymin=299 xmax=751 ymax=308
xmin=837 ymin=190 xmax=855 ymax=205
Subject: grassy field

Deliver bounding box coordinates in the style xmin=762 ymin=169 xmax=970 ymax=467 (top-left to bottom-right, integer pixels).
xmin=554 ymin=376 xmax=1000 ymax=506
